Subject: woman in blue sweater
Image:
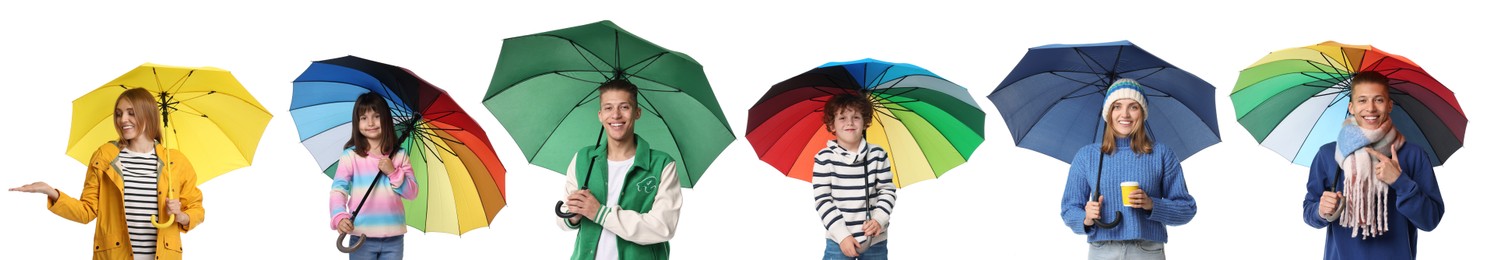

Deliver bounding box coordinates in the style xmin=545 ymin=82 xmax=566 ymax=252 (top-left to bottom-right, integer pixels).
xmin=1060 ymin=79 xmax=1198 ymax=260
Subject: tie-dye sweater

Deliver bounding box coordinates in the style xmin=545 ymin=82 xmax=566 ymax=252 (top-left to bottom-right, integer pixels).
xmin=329 ymin=148 xmax=418 ymax=238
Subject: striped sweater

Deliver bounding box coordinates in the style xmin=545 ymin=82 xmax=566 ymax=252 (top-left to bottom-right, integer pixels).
xmin=329 ymin=148 xmax=418 ymax=238
xmin=1060 ymin=138 xmax=1197 ymax=243
xmin=813 ymin=140 xmax=897 ymax=247
xmin=118 ymin=149 xmax=160 ymax=257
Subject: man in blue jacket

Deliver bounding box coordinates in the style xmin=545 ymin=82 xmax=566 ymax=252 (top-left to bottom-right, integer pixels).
xmin=1302 ymin=71 xmax=1445 ymax=260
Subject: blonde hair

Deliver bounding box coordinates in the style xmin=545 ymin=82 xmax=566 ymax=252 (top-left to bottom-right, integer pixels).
xmin=1100 ymin=103 xmax=1153 ymax=155
xmin=115 ymin=88 xmax=162 ymax=146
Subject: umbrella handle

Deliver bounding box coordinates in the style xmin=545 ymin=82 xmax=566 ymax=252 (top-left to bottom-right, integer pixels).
xmin=336 ymin=232 xmax=366 ymax=253
xmin=1093 ymin=211 xmax=1123 ymax=229
xmin=151 ymin=188 xmax=176 ymax=228
xmin=150 ymin=214 xmax=176 ymax=228
xmin=555 ymin=201 xmax=577 ymax=219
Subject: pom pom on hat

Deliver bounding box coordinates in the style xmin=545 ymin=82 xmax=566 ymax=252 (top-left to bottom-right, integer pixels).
xmin=1101 ymin=78 xmax=1147 ymax=122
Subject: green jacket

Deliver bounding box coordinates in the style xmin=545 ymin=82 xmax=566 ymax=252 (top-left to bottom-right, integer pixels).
xmin=560 ymin=137 xmax=682 ymax=260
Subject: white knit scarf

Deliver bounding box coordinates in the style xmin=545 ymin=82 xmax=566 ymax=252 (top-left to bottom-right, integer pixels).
xmin=1333 ymin=117 xmax=1403 ymax=239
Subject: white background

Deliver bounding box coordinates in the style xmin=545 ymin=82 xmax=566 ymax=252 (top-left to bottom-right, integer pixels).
xmin=2 ymin=0 xmax=1483 ymax=259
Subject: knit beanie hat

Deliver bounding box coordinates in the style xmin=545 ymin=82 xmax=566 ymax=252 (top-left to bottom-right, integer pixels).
xmin=1101 ymin=78 xmax=1147 ymax=122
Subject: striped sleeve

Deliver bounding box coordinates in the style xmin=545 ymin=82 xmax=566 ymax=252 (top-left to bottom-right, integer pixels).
xmin=812 ymin=149 xmax=852 ymax=242
xmin=388 ymin=151 xmax=418 ymax=200
xmin=868 ymin=147 xmax=897 ymax=227
xmin=329 ymin=153 xmax=353 ymax=230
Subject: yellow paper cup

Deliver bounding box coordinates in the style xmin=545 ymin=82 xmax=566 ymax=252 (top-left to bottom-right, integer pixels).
xmin=1121 ymin=181 xmax=1139 ymax=207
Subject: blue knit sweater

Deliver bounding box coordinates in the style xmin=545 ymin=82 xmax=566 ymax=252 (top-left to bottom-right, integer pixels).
xmin=1302 ymin=142 xmax=1445 ymax=260
xmin=1061 ymin=138 xmax=1197 ymax=243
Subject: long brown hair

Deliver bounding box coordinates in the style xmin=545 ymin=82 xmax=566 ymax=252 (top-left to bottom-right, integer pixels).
xmin=115 ymin=88 xmax=162 ymax=147
xmin=345 ymin=93 xmax=398 ymax=157
xmin=1100 ymin=105 xmax=1153 ymax=155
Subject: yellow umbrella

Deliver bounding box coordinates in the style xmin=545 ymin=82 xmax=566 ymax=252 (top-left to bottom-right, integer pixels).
xmin=66 ymin=63 xmax=272 ymax=225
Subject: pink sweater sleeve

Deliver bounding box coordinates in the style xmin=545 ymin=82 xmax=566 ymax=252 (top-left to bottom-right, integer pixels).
xmin=329 ymin=154 xmax=354 ymax=230
xmin=387 ymin=151 xmax=417 ymax=200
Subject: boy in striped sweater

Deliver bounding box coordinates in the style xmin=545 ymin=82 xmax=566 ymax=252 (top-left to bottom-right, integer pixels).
xmin=814 ymin=94 xmax=896 ymax=260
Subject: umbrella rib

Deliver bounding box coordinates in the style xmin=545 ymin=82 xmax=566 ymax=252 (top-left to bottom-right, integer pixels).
xmin=871 ymin=105 xmax=901 ymax=121
xmin=635 ymin=87 xmax=666 ymax=121
xmin=483 ymin=69 xmax=620 ymax=101
xmin=1073 ymin=48 xmax=1110 ymax=83
xmin=419 ymin=130 xmax=462 ymax=158
xmin=614 ymin=30 xmax=621 ymax=80
xmin=625 ymin=74 xmax=687 ymax=92
xmin=1047 ymin=71 xmax=1109 ymax=94
xmin=554 ymin=71 xmax=610 ymax=85
xmin=620 ymin=52 xmax=668 ymax=77
xmin=868 ymin=64 xmax=894 ymax=88
xmin=1314 ymin=53 xmax=1351 ymax=81
xmin=419 ymin=110 xmax=461 ymax=125
xmin=1109 ymin=45 xmax=1125 ymax=82
xmin=525 ymin=88 xmax=602 ymax=162
xmin=152 ymin=67 xmax=164 ymax=93
xmin=1115 ymin=66 xmax=1166 ymax=80
xmin=171 ymin=91 xmax=217 ymax=105
xmin=568 ymin=41 xmax=611 ymax=79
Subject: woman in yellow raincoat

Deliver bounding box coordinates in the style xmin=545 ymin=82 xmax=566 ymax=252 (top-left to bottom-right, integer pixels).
xmin=10 ymin=88 xmax=205 ymax=260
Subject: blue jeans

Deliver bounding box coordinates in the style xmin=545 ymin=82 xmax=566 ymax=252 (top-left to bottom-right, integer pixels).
xmin=349 ymin=235 xmax=404 ymax=260
xmin=1088 ymin=240 xmax=1164 ymax=260
xmin=824 ymin=239 xmax=887 ymax=260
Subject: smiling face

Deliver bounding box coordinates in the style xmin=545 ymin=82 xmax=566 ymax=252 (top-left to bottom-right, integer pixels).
xmin=1349 ymin=81 xmax=1393 ymax=130
xmin=1108 ymin=98 xmax=1144 ymax=136
xmin=114 ymin=99 xmax=141 ymax=141
xmin=358 ymin=109 xmax=384 ymax=141
xmin=113 ymin=88 xmax=160 ymax=146
xmin=598 ymin=89 xmax=640 ymax=143
xmin=830 ymin=107 xmax=866 ymax=146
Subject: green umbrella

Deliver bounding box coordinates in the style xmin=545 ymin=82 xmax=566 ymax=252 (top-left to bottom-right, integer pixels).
xmin=484 ymin=20 xmax=734 ymax=189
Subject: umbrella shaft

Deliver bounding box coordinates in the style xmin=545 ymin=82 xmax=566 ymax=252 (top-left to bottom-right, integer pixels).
xmin=349 ymin=171 xmax=385 ymax=221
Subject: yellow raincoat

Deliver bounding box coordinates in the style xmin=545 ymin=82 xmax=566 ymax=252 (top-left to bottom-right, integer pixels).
xmin=46 ymin=142 xmax=205 ymax=260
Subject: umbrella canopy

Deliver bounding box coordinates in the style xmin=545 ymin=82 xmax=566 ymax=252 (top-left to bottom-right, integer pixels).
xmin=484 ymin=20 xmax=734 ymax=188
xmin=987 ymin=40 xmax=1220 ymax=163
xmin=747 ymin=58 xmax=984 ymax=188
xmin=68 ymin=63 xmax=272 ymax=184
xmin=1232 ymin=41 xmax=1466 ymax=166
xmin=292 ymin=56 xmax=507 ymax=235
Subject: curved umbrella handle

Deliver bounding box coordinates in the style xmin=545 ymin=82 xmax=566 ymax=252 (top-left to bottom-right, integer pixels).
xmin=555 ymin=201 xmax=577 ymax=219
xmin=336 ymin=232 xmax=366 ymax=253
xmin=1093 ymin=211 xmax=1123 ymax=229
xmin=150 ymin=214 xmax=176 ymax=228
xmin=151 ymin=187 xmax=176 ymax=228
xmin=1321 ymin=206 xmax=1342 ymax=222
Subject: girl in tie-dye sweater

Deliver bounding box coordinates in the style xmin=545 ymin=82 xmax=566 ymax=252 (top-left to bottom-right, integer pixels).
xmin=329 ymin=93 xmax=419 ymax=259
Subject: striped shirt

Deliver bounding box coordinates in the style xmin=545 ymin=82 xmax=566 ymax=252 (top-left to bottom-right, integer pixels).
xmin=813 ymin=140 xmax=897 ymax=247
xmin=118 ymin=148 xmax=159 ymax=258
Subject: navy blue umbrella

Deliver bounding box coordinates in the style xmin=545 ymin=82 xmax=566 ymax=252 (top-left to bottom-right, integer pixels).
xmin=987 ymin=41 xmax=1220 ymax=163
xmin=987 ymin=41 xmax=1220 ymax=229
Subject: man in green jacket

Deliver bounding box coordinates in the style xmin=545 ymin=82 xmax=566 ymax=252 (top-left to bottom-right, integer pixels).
xmin=558 ymin=79 xmax=682 ymax=260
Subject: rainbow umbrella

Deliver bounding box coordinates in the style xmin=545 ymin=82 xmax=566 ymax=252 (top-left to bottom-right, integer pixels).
xmin=747 ymin=59 xmax=984 ymax=188
xmin=291 ymin=56 xmax=507 ymax=237
xmin=1232 ymin=41 xmax=1467 ymax=166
